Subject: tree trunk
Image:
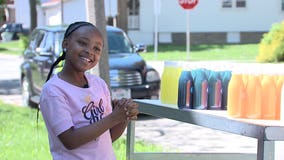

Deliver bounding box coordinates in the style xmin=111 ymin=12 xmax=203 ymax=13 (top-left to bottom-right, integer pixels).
xmin=117 ymin=0 xmax=128 ymax=32
xmin=29 ymin=0 xmax=37 ymax=31
xmin=94 ymin=0 xmax=110 ymax=87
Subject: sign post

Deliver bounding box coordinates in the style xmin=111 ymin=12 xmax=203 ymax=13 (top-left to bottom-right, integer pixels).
xmin=154 ymin=0 xmax=161 ymax=60
xmin=178 ymin=0 xmax=198 ymax=60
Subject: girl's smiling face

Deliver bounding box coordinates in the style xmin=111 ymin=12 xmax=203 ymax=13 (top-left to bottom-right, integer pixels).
xmin=63 ymin=25 xmax=104 ymax=72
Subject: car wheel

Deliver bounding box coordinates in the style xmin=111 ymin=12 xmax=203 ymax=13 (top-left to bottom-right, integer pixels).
xmin=21 ymin=76 xmax=37 ymax=108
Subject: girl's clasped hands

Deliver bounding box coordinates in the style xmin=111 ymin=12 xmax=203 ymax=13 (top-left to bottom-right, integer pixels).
xmin=112 ymin=98 xmax=139 ymax=122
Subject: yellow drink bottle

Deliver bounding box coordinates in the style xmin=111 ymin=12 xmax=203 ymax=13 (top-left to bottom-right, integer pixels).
xmin=160 ymin=61 xmax=182 ymax=105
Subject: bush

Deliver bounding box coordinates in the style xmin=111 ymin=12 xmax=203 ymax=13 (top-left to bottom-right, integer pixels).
xmin=256 ymin=21 xmax=284 ymax=62
xmin=18 ymin=33 xmax=29 ymax=49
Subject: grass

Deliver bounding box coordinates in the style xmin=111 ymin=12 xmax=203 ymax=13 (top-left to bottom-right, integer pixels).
xmin=0 ymin=101 xmax=164 ymax=160
xmin=141 ymin=44 xmax=259 ymax=62
xmin=0 ymin=40 xmax=24 ymax=55
xmin=0 ymin=102 xmax=50 ymax=160
xmin=0 ymin=40 xmax=259 ymax=62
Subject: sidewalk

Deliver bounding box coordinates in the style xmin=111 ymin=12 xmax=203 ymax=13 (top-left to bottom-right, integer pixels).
xmin=134 ymin=116 xmax=257 ymax=153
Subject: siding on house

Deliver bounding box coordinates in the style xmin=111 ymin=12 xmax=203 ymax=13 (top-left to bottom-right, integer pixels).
xmin=14 ymin=0 xmax=284 ymax=45
xmin=128 ymin=0 xmax=284 ymax=45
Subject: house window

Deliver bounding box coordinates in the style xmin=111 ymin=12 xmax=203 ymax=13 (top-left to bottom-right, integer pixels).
xmin=236 ymin=0 xmax=246 ymax=8
xmin=222 ymin=0 xmax=232 ymax=8
xmin=282 ymin=0 xmax=284 ymax=11
xmin=128 ymin=0 xmax=140 ymax=30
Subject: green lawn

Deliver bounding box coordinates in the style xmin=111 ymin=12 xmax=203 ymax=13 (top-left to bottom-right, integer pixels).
xmin=0 ymin=40 xmax=25 ymax=55
xmin=141 ymin=44 xmax=259 ymax=62
xmin=0 ymin=101 xmax=164 ymax=160
xmin=0 ymin=40 xmax=259 ymax=62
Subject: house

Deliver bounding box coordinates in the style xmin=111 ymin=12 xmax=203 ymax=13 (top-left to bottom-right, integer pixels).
xmin=14 ymin=0 xmax=284 ymax=45
xmin=0 ymin=0 xmax=16 ymax=26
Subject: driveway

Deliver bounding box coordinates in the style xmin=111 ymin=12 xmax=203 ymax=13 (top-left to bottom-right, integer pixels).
xmin=0 ymin=54 xmax=22 ymax=105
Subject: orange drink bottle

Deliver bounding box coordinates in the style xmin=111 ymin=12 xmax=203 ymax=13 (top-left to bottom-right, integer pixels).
xmin=261 ymin=74 xmax=277 ymax=120
xmin=227 ymin=73 xmax=246 ymax=118
xmin=276 ymin=75 xmax=284 ymax=120
xmin=281 ymin=84 xmax=284 ymax=122
xmin=245 ymin=74 xmax=262 ymax=119
xmin=242 ymin=73 xmax=249 ymax=89
xmin=160 ymin=61 xmax=182 ymax=105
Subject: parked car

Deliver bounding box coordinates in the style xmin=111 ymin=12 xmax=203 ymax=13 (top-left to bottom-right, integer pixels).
xmin=0 ymin=23 xmax=29 ymax=41
xmin=20 ymin=25 xmax=160 ymax=108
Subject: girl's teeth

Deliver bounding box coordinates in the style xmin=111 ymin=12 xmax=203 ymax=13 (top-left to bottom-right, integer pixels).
xmin=81 ymin=57 xmax=91 ymax=62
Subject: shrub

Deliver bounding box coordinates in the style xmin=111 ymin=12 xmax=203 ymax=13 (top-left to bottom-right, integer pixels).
xmin=18 ymin=33 xmax=29 ymax=49
xmin=256 ymin=21 xmax=284 ymax=62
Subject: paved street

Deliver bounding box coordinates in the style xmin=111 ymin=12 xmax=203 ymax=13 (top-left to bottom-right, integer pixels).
xmin=1 ymin=54 xmax=284 ymax=158
xmin=0 ymin=54 xmax=22 ymax=105
xmin=134 ymin=116 xmax=257 ymax=153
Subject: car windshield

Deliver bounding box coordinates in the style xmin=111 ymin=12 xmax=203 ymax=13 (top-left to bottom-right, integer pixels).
xmin=56 ymin=31 xmax=66 ymax=56
xmin=107 ymin=31 xmax=134 ymax=54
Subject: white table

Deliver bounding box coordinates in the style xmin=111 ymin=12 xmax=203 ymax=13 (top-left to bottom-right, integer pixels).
xmin=126 ymin=99 xmax=284 ymax=160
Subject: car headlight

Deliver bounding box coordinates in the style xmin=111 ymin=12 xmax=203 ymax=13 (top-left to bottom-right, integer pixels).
xmin=146 ymin=70 xmax=160 ymax=82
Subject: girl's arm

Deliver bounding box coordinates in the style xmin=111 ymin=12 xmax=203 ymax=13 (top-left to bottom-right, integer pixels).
xmin=58 ymin=98 xmax=139 ymax=150
xmin=110 ymin=99 xmax=139 ymax=142
xmin=58 ymin=102 xmax=127 ymax=150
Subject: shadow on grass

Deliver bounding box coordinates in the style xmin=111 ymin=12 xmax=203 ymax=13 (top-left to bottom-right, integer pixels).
xmin=147 ymin=44 xmax=226 ymax=52
xmin=0 ymin=48 xmax=8 ymax=51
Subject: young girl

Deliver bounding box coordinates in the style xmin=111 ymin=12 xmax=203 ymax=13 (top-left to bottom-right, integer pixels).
xmin=40 ymin=21 xmax=139 ymax=160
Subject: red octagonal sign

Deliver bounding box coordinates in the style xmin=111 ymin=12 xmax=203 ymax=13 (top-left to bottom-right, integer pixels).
xmin=179 ymin=0 xmax=199 ymax=10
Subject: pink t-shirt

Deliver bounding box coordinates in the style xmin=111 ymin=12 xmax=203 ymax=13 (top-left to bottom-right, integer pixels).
xmin=40 ymin=74 xmax=116 ymax=160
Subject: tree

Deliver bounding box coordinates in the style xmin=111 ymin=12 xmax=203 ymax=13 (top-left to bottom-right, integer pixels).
xmin=0 ymin=0 xmax=7 ymax=23
xmin=94 ymin=0 xmax=110 ymax=86
xmin=117 ymin=0 xmax=128 ymax=32
xmin=29 ymin=0 xmax=37 ymax=31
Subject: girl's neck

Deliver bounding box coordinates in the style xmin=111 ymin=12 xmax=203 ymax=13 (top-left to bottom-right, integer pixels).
xmin=58 ymin=70 xmax=89 ymax=88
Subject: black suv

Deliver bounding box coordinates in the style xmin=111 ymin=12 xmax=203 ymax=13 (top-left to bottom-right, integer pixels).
xmin=20 ymin=25 xmax=160 ymax=108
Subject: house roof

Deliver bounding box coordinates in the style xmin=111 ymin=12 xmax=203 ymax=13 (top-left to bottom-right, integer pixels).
xmin=41 ymin=0 xmax=60 ymax=3
xmin=41 ymin=0 xmax=62 ymax=7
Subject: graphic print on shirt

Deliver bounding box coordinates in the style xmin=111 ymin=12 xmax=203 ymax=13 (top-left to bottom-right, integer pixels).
xmin=81 ymin=98 xmax=105 ymax=124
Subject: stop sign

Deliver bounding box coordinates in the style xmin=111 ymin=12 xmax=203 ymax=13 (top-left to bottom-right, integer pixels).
xmin=179 ymin=0 xmax=199 ymax=10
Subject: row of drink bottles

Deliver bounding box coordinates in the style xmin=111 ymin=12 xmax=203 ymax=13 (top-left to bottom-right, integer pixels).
xmin=160 ymin=61 xmax=284 ymax=120
xmin=227 ymin=73 xmax=284 ymax=120
xmin=160 ymin=61 xmax=231 ymax=110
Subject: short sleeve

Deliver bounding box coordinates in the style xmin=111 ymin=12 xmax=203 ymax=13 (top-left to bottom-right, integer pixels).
xmin=40 ymin=86 xmax=74 ymax=136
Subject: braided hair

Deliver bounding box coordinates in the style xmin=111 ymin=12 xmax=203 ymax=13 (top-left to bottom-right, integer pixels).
xmin=45 ymin=21 xmax=97 ymax=82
